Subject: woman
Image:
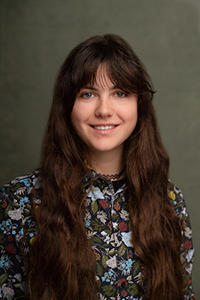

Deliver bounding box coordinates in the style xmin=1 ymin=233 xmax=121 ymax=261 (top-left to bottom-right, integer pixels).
xmin=0 ymin=34 xmax=195 ymax=300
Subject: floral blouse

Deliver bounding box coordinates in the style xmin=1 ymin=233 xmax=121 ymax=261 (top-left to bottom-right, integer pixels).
xmin=0 ymin=171 xmax=196 ymax=300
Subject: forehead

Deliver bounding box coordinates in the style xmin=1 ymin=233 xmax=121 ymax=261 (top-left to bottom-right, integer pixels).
xmin=89 ymin=64 xmax=115 ymax=89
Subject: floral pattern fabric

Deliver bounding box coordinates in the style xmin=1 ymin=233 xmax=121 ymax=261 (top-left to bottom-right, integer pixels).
xmin=0 ymin=171 xmax=196 ymax=300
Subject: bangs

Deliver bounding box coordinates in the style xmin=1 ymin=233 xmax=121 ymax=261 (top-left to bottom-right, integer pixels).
xmin=71 ymin=56 xmax=140 ymax=96
xmin=64 ymin=34 xmax=155 ymax=114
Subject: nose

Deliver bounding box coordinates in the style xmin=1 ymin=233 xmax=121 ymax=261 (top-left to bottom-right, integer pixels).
xmin=94 ymin=96 xmax=113 ymax=118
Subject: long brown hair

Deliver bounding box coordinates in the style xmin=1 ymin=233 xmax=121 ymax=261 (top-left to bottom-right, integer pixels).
xmin=28 ymin=34 xmax=184 ymax=299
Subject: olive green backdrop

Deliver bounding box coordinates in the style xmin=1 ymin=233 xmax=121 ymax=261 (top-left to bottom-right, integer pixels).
xmin=0 ymin=0 xmax=199 ymax=296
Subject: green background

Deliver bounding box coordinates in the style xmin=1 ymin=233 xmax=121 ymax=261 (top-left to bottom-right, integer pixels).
xmin=0 ymin=0 xmax=199 ymax=297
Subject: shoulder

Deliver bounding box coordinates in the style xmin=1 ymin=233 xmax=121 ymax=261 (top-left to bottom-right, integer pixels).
xmin=167 ymin=180 xmax=190 ymax=220
xmin=167 ymin=180 xmax=193 ymax=246
xmin=167 ymin=183 xmax=195 ymax=298
xmin=167 ymin=180 xmax=193 ymax=250
xmin=0 ymin=171 xmax=41 ymax=298
xmin=1 ymin=170 xmax=40 ymax=196
xmin=0 ymin=170 xmax=41 ymax=205
xmin=0 ymin=170 xmax=41 ymax=239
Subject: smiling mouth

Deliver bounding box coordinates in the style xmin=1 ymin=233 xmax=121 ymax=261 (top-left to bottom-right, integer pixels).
xmin=92 ymin=125 xmax=116 ymax=130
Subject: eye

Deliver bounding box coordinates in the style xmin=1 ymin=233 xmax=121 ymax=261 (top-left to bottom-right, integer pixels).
xmin=115 ymin=91 xmax=126 ymax=98
xmin=82 ymin=92 xmax=94 ymax=99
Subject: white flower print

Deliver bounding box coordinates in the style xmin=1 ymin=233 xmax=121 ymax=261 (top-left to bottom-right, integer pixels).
xmin=8 ymin=208 xmax=22 ymax=221
xmin=101 ymin=231 xmax=110 ymax=244
xmin=106 ymin=256 xmax=117 ymax=268
xmin=186 ymin=249 xmax=194 ymax=263
xmin=112 ymin=222 xmax=118 ymax=229
xmin=97 ymin=211 xmax=107 ymax=224
xmin=86 ymin=186 xmax=104 ymax=201
xmin=87 ymin=230 xmax=97 ymax=240
xmin=121 ymin=231 xmax=133 ymax=247
xmin=2 ymin=286 xmax=15 ymax=300
xmin=119 ymin=208 xmax=129 ymax=221
xmin=185 ymin=226 xmax=192 ymax=239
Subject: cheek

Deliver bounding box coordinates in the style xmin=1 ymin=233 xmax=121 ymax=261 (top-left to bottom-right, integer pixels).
xmin=70 ymin=107 xmax=81 ymax=134
xmin=71 ymin=104 xmax=90 ymax=137
xmin=71 ymin=102 xmax=91 ymax=123
xmin=124 ymin=107 xmax=138 ymax=137
xmin=125 ymin=102 xmax=138 ymax=125
xmin=71 ymin=103 xmax=83 ymax=124
xmin=70 ymin=113 xmax=83 ymax=141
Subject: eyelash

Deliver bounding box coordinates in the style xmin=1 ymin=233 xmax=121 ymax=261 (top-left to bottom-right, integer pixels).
xmin=81 ymin=91 xmax=128 ymax=99
xmin=115 ymin=91 xmax=127 ymax=98
xmin=82 ymin=92 xmax=94 ymax=99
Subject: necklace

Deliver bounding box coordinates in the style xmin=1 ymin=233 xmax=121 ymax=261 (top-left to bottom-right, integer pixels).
xmin=95 ymin=168 xmax=125 ymax=181
xmin=84 ymin=160 xmax=125 ymax=181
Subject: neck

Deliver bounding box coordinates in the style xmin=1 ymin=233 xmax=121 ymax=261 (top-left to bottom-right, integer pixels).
xmin=87 ymin=148 xmax=124 ymax=177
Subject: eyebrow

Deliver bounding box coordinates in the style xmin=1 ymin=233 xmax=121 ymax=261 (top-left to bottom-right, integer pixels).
xmin=80 ymin=85 xmax=121 ymax=91
xmin=81 ymin=86 xmax=98 ymax=91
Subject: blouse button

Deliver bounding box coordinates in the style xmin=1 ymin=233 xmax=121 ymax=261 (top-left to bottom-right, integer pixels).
xmin=121 ymin=281 xmax=126 ymax=288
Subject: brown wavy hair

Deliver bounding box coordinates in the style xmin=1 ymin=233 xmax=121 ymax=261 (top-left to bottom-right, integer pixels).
xmin=28 ymin=34 xmax=184 ymax=299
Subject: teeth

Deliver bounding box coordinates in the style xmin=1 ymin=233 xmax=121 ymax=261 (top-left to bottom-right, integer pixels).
xmin=94 ymin=125 xmax=115 ymax=130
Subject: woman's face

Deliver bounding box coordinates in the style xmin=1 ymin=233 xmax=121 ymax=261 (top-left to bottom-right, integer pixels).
xmin=71 ymin=67 xmax=138 ymax=160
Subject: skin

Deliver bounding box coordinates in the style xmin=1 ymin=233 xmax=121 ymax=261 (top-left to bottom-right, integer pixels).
xmin=71 ymin=66 xmax=138 ymax=176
